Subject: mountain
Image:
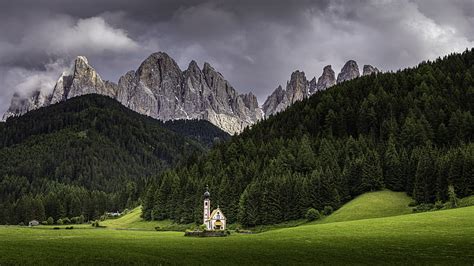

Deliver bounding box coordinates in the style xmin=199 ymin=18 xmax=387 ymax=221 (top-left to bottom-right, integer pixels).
xmin=142 ymin=49 xmax=474 ymax=226
xmin=2 ymin=53 xmax=263 ymax=134
xmin=263 ymin=60 xmax=377 ymax=117
xmin=0 ymin=94 xmax=229 ymax=224
xmin=336 ymin=60 xmax=360 ymax=83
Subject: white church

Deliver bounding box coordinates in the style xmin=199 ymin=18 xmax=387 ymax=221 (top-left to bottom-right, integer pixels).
xmin=203 ymin=187 xmax=226 ymax=230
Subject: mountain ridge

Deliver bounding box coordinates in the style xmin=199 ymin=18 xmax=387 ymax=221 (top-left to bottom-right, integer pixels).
xmin=3 ymin=52 xmax=378 ymax=133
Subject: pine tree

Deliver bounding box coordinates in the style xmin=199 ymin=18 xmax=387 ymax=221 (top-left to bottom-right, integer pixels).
xmin=384 ymin=136 xmax=402 ymax=191
xmin=361 ymin=149 xmax=384 ymax=191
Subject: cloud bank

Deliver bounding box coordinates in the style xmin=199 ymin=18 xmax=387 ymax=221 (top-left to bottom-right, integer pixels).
xmin=0 ymin=0 xmax=473 ymax=115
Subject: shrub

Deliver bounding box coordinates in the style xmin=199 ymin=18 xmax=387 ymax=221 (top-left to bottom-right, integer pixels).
xmin=408 ymin=201 xmax=417 ymax=207
xmin=413 ymin=203 xmax=434 ymax=213
xmin=434 ymin=200 xmax=444 ymax=210
xmin=18 ymin=222 xmax=25 ymax=226
xmin=57 ymin=219 xmax=64 ymax=225
xmin=448 ymin=185 xmax=459 ymax=208
xmin=41 ymin=221 xmax=48 ymax=225
xmin=46 ymin=217 xmax=54 ymax=225
xmin=91 ymin=220 xmax=100 ymax=227
xmin=78 ymin=215 xmax=85 ymax=224
xmin=323 ymin=206 xmax=334 ymax=216
xmin=62 ymin=217 xmax=71 ymax=225
xmin=305 ymin=208 xmax=321 ymax=221
xmin=199 ymin=224 xmax=207 ymax=231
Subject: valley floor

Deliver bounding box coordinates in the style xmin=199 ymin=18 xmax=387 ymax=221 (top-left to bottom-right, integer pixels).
xmin=0 ymin=205 xmax=473 ymax=265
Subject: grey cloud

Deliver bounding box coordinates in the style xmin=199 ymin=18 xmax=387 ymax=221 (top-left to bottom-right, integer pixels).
xmin=0 ymin=0 xmax=473 ymax=115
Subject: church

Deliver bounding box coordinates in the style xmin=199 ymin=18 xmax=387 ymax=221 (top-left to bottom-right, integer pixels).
xmin=203 ymin=187 xmax=226 ymax=230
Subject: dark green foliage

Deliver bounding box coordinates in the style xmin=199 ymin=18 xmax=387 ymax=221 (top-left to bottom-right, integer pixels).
xmin=323 ymin=206 xmax=334 ymax=216
xmin=143 ymin=49 xmax=474 ymax=226
xmin=305 ymin=208 xmax=320 ymax=221
xmin=0 ymin=94 xmax=228 ymax=225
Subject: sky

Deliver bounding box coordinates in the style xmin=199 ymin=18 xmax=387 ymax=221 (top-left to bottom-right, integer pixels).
xmin=0 ymin=0 xmax=473 ymax=115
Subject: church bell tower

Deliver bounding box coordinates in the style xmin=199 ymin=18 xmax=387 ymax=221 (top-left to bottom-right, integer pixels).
xmin=203 ymin=186 xmax=211 ymax=228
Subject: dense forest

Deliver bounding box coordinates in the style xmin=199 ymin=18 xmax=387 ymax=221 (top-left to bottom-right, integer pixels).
xmin=0 ymin=94 xmax=228 ymax=224
xmin=143 ymin=49 xmax=474 ymax=226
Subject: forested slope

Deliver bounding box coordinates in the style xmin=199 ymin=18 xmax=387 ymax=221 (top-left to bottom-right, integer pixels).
xmin=0 ymin=94 xmax=228 ymax=224
xmin=143 ymin=49 xmax=474 ymax=226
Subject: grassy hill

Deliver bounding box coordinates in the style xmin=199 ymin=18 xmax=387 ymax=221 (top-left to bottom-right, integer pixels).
xmin=101 ymin=207 xmax=191 ymax=231
xmin=1 ymin=205 xmax=473 ymax=264
xmin=319 ymin=190 xmax=413 ymax=224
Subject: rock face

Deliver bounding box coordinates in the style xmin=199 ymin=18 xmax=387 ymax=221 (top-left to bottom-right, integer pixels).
xmin=49 ymin=56 xmax=118 ymax=105
xmin=263 ymin=60 xmax=377 ymax=117
xmin=337 ymin=60 xmax=360 ymax=83
xmin=3 ymin=53 xmax=262 ymax=134
xmin=1 ymin=91 xmax=49 ymax=121
xmin=362 ymin=65 xmax=379 ymax=76
xmin=314 ymin=65 xmax=336 ymax=92
xmin=116 ymin=53 xmax=263 ymax=133
xmin=262 ymin=71 xmax=310 ymax=117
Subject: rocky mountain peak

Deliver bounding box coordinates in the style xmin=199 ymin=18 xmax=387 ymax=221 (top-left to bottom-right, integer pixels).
xmin=363 ymin=65 xmax=380 ymax=76
xmin=2 ymin=90 xmax=50 ymax=121
xmin=337 ymin=60 xmax=360 ymax=83
xmin=315 ymin=65 xmax=336 ymax=92
xmin=309 ymin=77 xmax=317 ymax=94
xmin=49 ymin=55 xmax=117 ymax=105
xmin=287 ymin=70 xmax=308 ymax=103
xmin=262 ymin=85 xmax=287 ymax=117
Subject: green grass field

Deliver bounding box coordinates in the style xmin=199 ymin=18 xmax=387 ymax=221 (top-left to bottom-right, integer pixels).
xmin=1 ymin=191 xmax=473 ymax=265
xmin=318 ymin=190 xmax=413 ymax=224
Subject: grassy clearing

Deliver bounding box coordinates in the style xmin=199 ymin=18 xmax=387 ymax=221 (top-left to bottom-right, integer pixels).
xmin=0 ymin=206 xmax=473 ymax=265
xmin=100 ymin=207 xmax=191 ymax=231
xmin=317 ymin=190 xmax=413 ymax=224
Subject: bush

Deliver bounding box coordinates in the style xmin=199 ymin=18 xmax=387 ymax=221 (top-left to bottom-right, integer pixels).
xmin=91 ymin=220 xmax=101 ymax=227
xmin=41 ymin=221 xmax=48 ymax=225
xmin=46 ymin=217 xmax=54 ymax=225
xmin=448 ymin=185 xmax=459 ymax=208
xmin=78 ymin=215 xmax=85 ymax=224
xmin=199 ymin=224 xmax=207 ymax=231
xmin=305 ymin=208 xmax=321 ymax=221
xmin=434 ymin=200 xmax=444 ymax=210
xmin=323 ymin=206 xmax=334 ymax=216
xmin=18 ymin=222 xmax=25 ymax=226
xmin=57 ymin=219 xmax=64 ymax=225
xmin=62 ymin=217 xmax=71 ymax=225
xmin=408 ymin=201 xmax=417 ymax=207
xmin=413 ymin=203 xmax=434 ymax=213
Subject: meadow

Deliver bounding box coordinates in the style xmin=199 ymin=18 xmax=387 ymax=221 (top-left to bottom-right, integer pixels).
xmin=0 ymin=191 xmax=473 ymax=265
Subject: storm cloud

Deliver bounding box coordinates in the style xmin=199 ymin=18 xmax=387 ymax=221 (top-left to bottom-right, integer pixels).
xmin=0 ymin=0 xmax=473 ymax=115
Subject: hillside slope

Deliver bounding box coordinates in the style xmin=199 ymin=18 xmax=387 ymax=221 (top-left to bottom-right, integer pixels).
xmin=319 ymin=190 xmax=412 ymax=223
xmin=143 ymin=49 xmax=474 ymax=226
xmin=0 ymin=94 xmax=228 ymax=225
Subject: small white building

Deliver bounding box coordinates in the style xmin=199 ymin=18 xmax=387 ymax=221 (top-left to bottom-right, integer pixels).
xmin=28 ymin=220 xmax=39 ymax=227
xmin=203 ymin=187 xmax=226 ymax=230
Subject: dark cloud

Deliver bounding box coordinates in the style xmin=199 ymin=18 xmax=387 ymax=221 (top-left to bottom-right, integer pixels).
xmin=0 ymin=0 xmax=473 ymax=115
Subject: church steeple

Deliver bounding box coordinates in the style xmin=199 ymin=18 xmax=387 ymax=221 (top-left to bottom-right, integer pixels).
xmin=203 ymin=186 xmax=211 ymax=228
